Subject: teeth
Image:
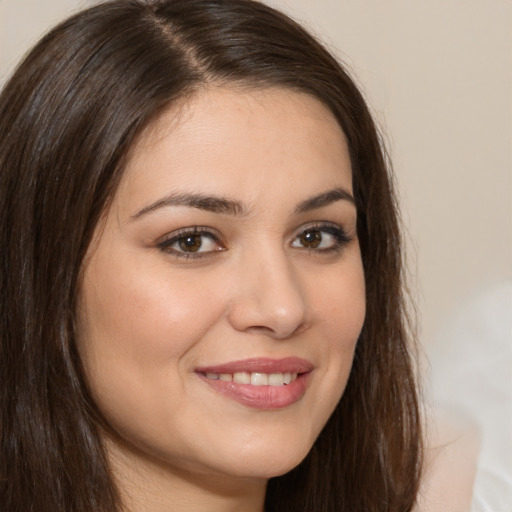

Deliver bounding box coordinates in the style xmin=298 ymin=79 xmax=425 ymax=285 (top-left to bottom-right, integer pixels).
xmin=251 ymin=372 xmax=268 ymax=386
xmin=204 ymin=372 xmax=299 ymax=386
xmin=268 ymin=373 xmax=284 ymax=386
xmin=233 ymin=372 xmax=251 ymax=384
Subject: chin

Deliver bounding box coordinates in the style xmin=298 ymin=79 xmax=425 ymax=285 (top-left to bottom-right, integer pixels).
xmin=209 ymin=433 xmax=315 ymax=480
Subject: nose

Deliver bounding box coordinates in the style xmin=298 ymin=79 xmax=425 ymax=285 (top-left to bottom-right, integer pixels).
xmin=226 ymin=248 xmax=310 ymax=339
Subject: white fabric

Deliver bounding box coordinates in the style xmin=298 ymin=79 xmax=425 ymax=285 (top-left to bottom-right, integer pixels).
xmin=427 ymin=281 xmax=512 ymax=511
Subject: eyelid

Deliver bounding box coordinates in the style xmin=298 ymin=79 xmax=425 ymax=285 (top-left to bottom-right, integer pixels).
xmin=156 ymin=221 xmax=353 ymax=260
xmin=156 ymin=226 xmax=225 ymax=258
xmin=290 ymin=221 xmax=353 ymax=250
xmin=293 ymin=221 xmax=351 ymax=237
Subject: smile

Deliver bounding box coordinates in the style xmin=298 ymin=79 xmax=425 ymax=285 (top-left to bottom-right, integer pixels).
xmin=196 ymin=357 xmax=313 ymax=409
xmin=203 ymin=371 xmax=298 ymax=386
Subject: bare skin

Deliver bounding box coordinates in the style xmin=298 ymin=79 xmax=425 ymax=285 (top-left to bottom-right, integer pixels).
xmin=77 ymin=87 xmax=365 ymax=511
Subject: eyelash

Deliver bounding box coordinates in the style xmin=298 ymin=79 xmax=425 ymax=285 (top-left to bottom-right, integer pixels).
xmin=157 ymin=222 xmax=352 ymax=260
xmin=157 ymin=226 xmax=224 ymax=260
xmin=291 ymin=222 xmax=352 ymax=254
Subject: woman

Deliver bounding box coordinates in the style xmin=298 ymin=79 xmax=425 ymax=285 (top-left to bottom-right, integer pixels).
xmin=0 ymin=0 xmax=422 ymax=510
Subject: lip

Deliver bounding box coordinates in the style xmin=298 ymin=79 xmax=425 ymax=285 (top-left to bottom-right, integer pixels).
xmin=195 ymin=357 xmax=314 ymax=410
xmin=195 ymin=357 xmax=314 ymax=375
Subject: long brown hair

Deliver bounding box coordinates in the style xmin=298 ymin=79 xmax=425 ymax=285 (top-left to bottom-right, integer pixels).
xmin=0 ymin=1 xmax=422 ymax=510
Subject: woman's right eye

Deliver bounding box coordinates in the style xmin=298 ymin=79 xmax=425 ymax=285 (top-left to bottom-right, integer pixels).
xmin=157 ymin=229 xmax=225 ymax=258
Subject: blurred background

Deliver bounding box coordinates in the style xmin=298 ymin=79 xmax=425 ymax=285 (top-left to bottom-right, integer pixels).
xmin=1 ymin=0 xmax=511 ymax=509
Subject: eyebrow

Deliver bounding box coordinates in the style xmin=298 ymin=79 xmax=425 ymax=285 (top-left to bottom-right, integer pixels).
xmin=130 ymin=186 xmax=355 ymax=221
xmin=294 ymin=187 xmax=355 ymax=214
xmin=131 ymin=193 xmax=247 ymax=220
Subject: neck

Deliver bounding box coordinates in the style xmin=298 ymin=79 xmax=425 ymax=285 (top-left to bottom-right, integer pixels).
xmin=105 ymin=437 xmax=267 ymax=512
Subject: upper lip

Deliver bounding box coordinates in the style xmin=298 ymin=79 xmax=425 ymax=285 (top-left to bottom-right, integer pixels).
xmin=195 ymin=357 xmax=314 ymax=375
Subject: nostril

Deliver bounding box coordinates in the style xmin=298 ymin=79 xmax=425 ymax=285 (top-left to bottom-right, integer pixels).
xmin=245 ymin=320 xmax=309 ymax=340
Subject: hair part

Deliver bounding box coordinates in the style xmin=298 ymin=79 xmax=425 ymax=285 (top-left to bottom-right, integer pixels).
xmin=0 ymin=1 xmax=422 ymax=510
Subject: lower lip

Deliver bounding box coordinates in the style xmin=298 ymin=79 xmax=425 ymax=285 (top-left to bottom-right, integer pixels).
xmin=198 ymin=373 xmax=311 ymax=410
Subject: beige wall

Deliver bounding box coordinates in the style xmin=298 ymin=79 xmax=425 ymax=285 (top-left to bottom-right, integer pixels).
xmin=1 ymin=0 xmax=511 ymax=347
xmin=269 ymin=0 xmax=512 ymax=348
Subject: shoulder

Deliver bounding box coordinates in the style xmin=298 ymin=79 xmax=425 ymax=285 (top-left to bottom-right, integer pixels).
xmin=414 ymin=406 xmax=480 ymax=512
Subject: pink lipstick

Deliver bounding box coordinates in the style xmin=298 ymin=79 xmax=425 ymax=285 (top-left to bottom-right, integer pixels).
xmin=195 ymin=357 xmax=313 ymax=409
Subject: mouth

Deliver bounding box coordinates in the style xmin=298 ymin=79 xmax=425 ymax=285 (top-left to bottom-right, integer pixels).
xmin=195 ymin=357 xmax=313 ymax=409
xmin=202 ymin=371 xmax=299 ymax=386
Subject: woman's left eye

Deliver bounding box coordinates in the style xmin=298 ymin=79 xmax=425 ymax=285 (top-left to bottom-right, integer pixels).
xmin=158 ymin=229 xmax=224 ymax=258
xmin=291 ymin=225 xmax=351 ymax=251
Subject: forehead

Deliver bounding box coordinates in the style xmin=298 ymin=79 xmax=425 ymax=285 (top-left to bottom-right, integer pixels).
xmin=116 ymin=86 xmax=352 ymax=216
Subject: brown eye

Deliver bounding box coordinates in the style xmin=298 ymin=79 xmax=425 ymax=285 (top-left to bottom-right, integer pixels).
xmin=291 ymin=224 xmax=351 ymax=252
xmin=178 ymin=234 xmax=203 ymax=252
xmin=158 ymin=229 xmax=224 ymax=258
xmin=298 ymin=230 xmax=322 ymax=248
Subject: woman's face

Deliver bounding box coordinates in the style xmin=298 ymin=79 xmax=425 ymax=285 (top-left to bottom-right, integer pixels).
xmin=77 ymin=87 xmax=365 ymax=483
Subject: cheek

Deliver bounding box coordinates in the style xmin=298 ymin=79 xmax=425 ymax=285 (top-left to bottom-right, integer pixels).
xmin=313 ymin=257 xmax=366 ymax=344
xmin=76 ymin=262 xmax=229 ymax=445
xmin=78 ymin=258 xmax=226 ymax=368
xmin=75 ymin=257 xmax=233 ymax=446
xmin=309 ymin=257 xmax=366 ymax=401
